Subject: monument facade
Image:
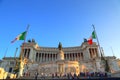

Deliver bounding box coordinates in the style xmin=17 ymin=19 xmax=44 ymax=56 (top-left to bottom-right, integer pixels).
xmin=0 ymin=39 xmax=120 ymax=77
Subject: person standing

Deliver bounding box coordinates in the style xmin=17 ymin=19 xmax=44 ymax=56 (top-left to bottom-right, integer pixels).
xmin=35 ymin=72 xmax=39 ymax=80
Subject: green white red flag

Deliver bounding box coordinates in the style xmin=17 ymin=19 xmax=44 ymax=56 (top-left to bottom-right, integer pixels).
xmin=11 ymin=31 xmax=26 ymax=43
xmin=92 ymin=31 xmax=96 ymax=39
xmin=87 ymin=31 xmax=96 ymax=45
xmin=88 ymin=36 xmax=93 ymax=45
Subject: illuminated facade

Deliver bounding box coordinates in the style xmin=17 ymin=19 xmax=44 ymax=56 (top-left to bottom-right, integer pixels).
xmin=1 ymin=39 xmax=120 ymax=77
xmin=21 ymin=40 xmax=102 ymax=76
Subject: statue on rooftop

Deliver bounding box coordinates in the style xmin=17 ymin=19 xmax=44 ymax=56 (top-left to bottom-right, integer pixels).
xmin=32 ymin=39 xmax=35 ymax=43
xmin=58 ymin=42 xmax=62 ymax=50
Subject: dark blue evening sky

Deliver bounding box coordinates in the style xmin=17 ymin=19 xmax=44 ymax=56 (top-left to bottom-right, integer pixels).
xmin=0 ymin=0 xmax=120 ymax=59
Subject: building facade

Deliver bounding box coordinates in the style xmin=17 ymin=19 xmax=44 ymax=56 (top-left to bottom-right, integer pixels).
xmin=0 ymin=39 xmax=120 ymax=77
xmin=0 ymin=57 xmax=19 ymax=74
xmin=19 ymin=40 xmax=108 ymax=76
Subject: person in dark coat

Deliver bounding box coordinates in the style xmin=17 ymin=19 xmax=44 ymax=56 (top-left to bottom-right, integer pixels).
xmin=35 ymin=72 xmax=39 ymax=80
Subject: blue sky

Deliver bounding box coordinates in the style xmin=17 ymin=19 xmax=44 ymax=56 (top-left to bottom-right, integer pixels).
xmin=0 ymin=0 xmax=120 ymax=59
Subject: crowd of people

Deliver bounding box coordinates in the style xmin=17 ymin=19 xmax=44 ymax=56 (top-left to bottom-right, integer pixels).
xmin=23 ymin=71 xmax=111 ymax=79
xmin=51 ymin=71 xmax=111 ymax=79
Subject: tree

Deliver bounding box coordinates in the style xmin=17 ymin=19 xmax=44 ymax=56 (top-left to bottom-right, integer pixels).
xmin=105 ymin=60 xmax=110 ymax=72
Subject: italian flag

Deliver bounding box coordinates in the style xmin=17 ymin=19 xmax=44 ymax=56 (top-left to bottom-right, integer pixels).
xmin=88 ymin=31 xmax=96 ymax=45
xmin=92 ymin=31 xmax=96 ymax=39
xmin=11 ymin=31 xmax=26 ymax=43
xmin=88 ymin=36 xmax=93 ymax=45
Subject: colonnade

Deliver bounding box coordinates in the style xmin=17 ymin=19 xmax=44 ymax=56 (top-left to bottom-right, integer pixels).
xmin=23 ymin=48 xmax=98 ymax=62
xmin=36 ymin=53 xmax=57 ymax=62
xmin=23 ymin=48 xmax=30 ymax=59
xmin=89 ymin=48 xmax=98 ymax=58
xmin=35 ymin=52 xmax=84 ymax=62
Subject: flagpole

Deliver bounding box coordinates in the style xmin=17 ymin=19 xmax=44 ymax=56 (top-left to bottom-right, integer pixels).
xmin=4 ymin=44 xmax=11 ymax=58
xmin=111 ymin=47 xmax=115 ymax=57
xmin=14 ymin=48 xmax=18 ymax=60
xmin=92 ymin=24 xmax=103 ymax=58
xmin=20 ymin=24 xmax=30 ymax=61
xmin=4 ymin=47 xmax=8 ymax=58
xmin=101 ymin=47 xmax=105 ymax=56
xmin=92 ymin=24 xmax=111 ymax=73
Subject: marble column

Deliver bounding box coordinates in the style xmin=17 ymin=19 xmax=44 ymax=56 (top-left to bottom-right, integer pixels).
xmin=40 ymin=53 xmax=42 ymax=62
xmin=79 ymin=53 xmax=81 ymax=60
xmin=93 ymin=48 xmax=96 ymax=57
xmin=70 ymin=53 xmax=71 ymax=60
xmin=39 ymin=53 xmax=40 ymax=62
xmin=72 ymin=53 xmax=74 ymax=60
xmin=95 ymin=48 xmax=98 ymax=57
xmin=72 ymin=53 xmax=73 ymax=60
xmin=66 ymin=54 xmax=68 ymax=60
xmin=48 ymin=54 xmax=49 ymax=61
xmin=35 ymin=53 xmax=37 ymax=62
xmin=44 ymin=53 xmax=46 ymax=61
xmin=46 ymin=54 xmax=48 ymax=61
xmin=49 ymin=54 xmax=50 ymax=61
xmin=51 ymin=54 xmax=53 ymax=61
xmin=75 ymin=53 xmax=77 ymax=61
xmin=92 ymin=48 xmax=94 ymax=58
xmin=50 ymin=54 xmax=51 ymax=61
xmin=23 ymin=49 xmax=26 ymax=57
xmin=55 ymin=53 xmax=56 ymax=61
xmin=75 ymin=53 xmax=77 ymax=60
xmin=69 ymin=53 xmax=71 ymax=60
xmin=25 ymin=49 xmax=28 ymax=58
xmin=37 ymin=53 xmax=39 ymax=62
xmin=89 ymin=49 xmax=92 ymax=58
xmin=77 ymin=53 xmax=79 ymax=60
xmin=42 ymin=53 xmax=43 ymax=62
xmin=27 ymin=49 xmax=30 ymax=59
xmin=43 ymin=53 xmax=45 ymax=62
xmin=55 ymin=54 xmax=57 ymax=60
